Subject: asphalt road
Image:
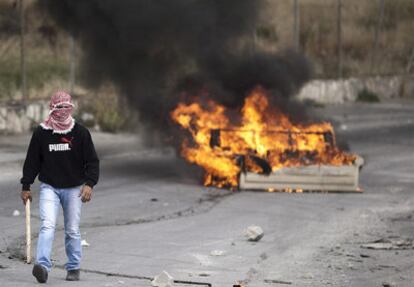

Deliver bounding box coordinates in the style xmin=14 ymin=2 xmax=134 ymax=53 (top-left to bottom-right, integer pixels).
xmin=0 ymin=100 xmax=413 ymax=287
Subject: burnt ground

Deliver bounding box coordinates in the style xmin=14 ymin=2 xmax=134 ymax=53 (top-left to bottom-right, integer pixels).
xmin=0 ymin=100 xmax=413 ymax=286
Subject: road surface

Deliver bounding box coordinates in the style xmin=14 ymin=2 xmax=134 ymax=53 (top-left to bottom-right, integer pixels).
xmin=0 ymin=101 xmax=413 ymax=286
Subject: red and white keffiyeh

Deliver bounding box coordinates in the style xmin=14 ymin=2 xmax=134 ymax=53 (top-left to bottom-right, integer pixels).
xmin=40 ymin=91 xmax=75 ymax=134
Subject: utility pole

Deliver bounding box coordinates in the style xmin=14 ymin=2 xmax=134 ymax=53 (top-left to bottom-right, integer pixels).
xmin=398 ymin=48 xmax=414 ymax=97
xmin=293 ymin=0 xmax=300 ymax=51
xmin=19 ymin=0 xmax=27 ymax=102
xmin=252 ymin=26 xmax=257 ymax=55
xmin=337 ymin=0 xmax=343 ymax=78
xmin=370 ymin=0 xmax=385 ymax=75
xmin=69 ymin=35 xmax=76 ymax=95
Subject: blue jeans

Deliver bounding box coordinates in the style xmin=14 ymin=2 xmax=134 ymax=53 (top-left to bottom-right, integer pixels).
xmin=36 ymin=182 xmax=82 ymax=272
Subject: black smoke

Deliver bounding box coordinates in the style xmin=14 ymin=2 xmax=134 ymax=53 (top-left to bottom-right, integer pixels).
xmin=39 ymin=0 xmax=312 ymax=131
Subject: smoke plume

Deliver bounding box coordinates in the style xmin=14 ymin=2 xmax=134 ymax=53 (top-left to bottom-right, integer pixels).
xmin=39 ymin=0 xmax=312 ymax=131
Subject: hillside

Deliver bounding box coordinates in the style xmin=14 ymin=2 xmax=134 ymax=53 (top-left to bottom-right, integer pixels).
xmin=0 ymin=0 xmax=413 ymax=101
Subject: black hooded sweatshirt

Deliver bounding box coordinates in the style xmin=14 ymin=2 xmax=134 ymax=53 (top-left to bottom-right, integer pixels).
xmin=20 ymin=123 xmax=99 ymax=191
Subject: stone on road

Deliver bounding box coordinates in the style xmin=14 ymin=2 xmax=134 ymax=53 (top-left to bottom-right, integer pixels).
xmin=151 ymin=271 xmax=174 ymax=287
xmin=245 ymin=226 xmax=264 ymax=242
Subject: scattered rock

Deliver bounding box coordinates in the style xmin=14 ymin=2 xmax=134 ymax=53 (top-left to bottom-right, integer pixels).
xmin=198 ymin=273 xmax=210 ymax=277
xmin=264 ymin=279 xmax=292 ymax=285
xmin=245 ymin=225 xmax=264 ymax=242
xmin=347 ymin=263 xmax=357 ymax=270
xmin=12 ymin=210 xmax=20 ymax=216
xmin=150 ymin=198 xmax=159 ymax=202
xmin=362 ymin=242 xmax=393 ymax=250
xmin=260 ymin=252 xmax=268 ymax=260
xmin=151 ymin=271 xmax=174 ymax=287
xmin=382 ymin=282 xmax=397 ymax=287
xmin=81 ymin=239 xmax=90 ymax=247
xmin=360 ymin=253 xmax=370 ymax=258
xmin=348 ymin=258 xmax=363 ymax=263
xmin=300 ymin=273 xmax=314 ymax=279
xmin=210 ymin=250 xmax=225 ymax=256
xmin=361 ymin=238 xmax=414 ymax=250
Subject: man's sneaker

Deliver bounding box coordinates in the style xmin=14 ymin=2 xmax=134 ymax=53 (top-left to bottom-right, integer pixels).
xmin=66 ymin=269 xmax=80 ymax=281
xmin=32 ymin=264 xmax=48 ymax=283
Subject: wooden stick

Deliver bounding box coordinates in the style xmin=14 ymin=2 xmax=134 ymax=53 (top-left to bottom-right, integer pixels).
xmin=25 ymin=200 xmax=31 ymax=264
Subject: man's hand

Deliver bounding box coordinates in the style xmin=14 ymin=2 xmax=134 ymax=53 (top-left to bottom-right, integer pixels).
xmin=21 ymin=190 xmax=32 ymax=205
xmin=79 ymin=185 xmax=93 ymax=203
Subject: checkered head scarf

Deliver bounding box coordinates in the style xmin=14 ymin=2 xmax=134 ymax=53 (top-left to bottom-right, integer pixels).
xmin=40 ymin=91 xmax=75 ymax=134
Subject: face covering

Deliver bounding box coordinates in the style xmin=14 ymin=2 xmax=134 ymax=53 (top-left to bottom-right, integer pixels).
xmin=40 ymin=91 xmax=75 ymax=134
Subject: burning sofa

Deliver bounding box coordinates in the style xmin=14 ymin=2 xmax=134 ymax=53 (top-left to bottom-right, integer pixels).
xmin=171 ymin=86 xmax=363 ymax=192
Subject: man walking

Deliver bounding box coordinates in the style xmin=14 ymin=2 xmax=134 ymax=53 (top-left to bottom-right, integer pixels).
xmin=20 ymin=91 xmax=99 ymax=283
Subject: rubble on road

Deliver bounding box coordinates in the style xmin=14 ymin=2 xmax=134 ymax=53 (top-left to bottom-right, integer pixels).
xmin=12 ymin=210 xmax=20 ymax=216
xmin=300 ymin=272 xmax=314 ymax=279
xmin=210 ymin=250 xmax=225 ymax=256
xmin=81 ymin=239 xmax=90 ymax=247
xmin=382 ymin=282 xmax=397 ymax=287
xmin=245 ymin=225 xmax=264 ymax=242
xmin=361 ymin=238 xmax=414 ymax=250
xmin=260 ymin=252 xmax=268 ymax=260
xmin=264 ymin=278 xmax=292 ymax=285
xmin=151 ymin=271 xmax=174 ymax=287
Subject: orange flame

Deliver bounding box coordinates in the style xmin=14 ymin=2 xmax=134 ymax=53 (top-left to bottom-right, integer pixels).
xmin=171 ymin=86 xmax=356 ymax=188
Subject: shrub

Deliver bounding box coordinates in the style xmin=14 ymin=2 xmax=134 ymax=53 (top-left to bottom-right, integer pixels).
xmin=90 ymin=84 xmax=128 ymax=133
xmin=256 ymin=25 xmax=278 ymax=43
xmin=359 ymin=0 xmax=414 ymax=30
xmin=357 ymin=88 xmax=380 ymax=102
xmin=0 ymin=56 xmax=68 ymax=100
